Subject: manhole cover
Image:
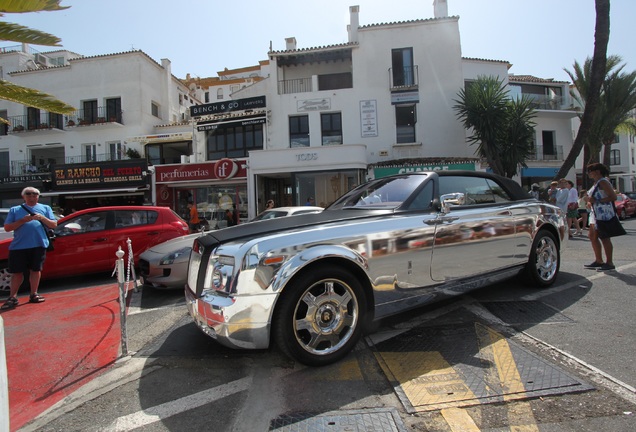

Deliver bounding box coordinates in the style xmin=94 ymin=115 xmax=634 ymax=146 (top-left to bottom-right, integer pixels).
xmin=372 ymin=321 xmax=592 ymax=413
xmin=269 ymin=408 xmax=406 ymax=431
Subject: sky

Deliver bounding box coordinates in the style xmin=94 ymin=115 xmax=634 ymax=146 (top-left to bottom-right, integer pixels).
xmin=5 ymin=0 xmax=635 ymax=83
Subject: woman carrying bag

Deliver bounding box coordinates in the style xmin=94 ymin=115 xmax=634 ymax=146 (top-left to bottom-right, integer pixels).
xmin=584 ymin=162 xmax=625 ymax=272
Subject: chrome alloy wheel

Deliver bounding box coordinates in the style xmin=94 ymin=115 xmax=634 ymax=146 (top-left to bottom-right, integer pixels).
xmin=534 ymin=234 xmax=559 ymax=283
xmin=293 ymin=278 xmax=359 ymax=356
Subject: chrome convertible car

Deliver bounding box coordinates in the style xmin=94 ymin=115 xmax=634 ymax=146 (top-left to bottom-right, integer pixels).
xmin=185 ymin=171 xmax=566 ymax=366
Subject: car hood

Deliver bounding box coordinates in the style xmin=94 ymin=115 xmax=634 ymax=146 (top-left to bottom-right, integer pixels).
xmin=143 ymin=233 xmax=202 ymax=254
xmin=200 ymin=208 xmax=394 ymax=247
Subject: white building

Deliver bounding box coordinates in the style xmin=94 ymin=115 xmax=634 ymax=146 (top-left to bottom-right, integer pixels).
xmin=0 ymin=45 xmax=197 ymax=213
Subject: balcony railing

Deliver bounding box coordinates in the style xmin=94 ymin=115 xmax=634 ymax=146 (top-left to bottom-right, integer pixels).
xmin=10 ymin=153 xmax=132 ymax=176
xmin=389 ymin=65 xmax=419 ymax=90
xmin=278 ymin=77 xmax=312 ymax=95
xmin=529 ymin=145 xmax=563 ymax=161
xmin=8 ymin=106 xmax=123 ymax=132
xmin=526 ymin=95 xmax=566 ymax=110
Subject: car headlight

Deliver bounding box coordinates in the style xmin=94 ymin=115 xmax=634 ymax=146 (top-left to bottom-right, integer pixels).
xmin=202 ymin=255 xmax=234 ymax=294
xmin=160 ymin=247 xmax=192 ymax=265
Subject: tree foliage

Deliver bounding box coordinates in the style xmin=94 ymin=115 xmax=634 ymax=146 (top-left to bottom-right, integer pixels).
xmin=554 ymin=0 xmax=610 ymax=181
xmin=454 ymin=75 xmax=536 ymax=178
xmin=0 ymin=0 xmax=75 ymax=123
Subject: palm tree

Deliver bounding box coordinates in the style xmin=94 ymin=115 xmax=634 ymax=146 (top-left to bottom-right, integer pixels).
xmin=565 ymin=56 xmax=636 ymax=188
xmin=554 ymin=0 xmax=610 ymax=181
xmin=454 ymin=75 xmax=536 ymax=178
xmin=0 ymin=0 xmax=75 ymax=123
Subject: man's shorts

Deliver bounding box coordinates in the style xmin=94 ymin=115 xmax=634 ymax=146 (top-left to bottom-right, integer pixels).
xmin=8 ymin=247 xmax=47 ymax=273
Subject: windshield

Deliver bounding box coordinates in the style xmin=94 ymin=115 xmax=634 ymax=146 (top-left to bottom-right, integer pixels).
xmin=328 ymin=174 xmax=429 ymax=210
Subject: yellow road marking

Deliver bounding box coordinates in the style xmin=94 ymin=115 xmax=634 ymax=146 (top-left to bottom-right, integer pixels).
xmin=375 ymin=351 xmax=476 ymax=407
xmin=441 ymin=407 xmax=480 ymax=431
xmin=475 ymin=323 xmax=539 ymax=432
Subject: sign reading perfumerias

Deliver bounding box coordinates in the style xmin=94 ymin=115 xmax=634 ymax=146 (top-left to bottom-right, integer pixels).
xmin=373 ymin=162 xmax=476 ymax=178
xmin=52 ymin=159 xmax=148 ymax=190
xmin=154 ymin=159 xmax=247 ymax=184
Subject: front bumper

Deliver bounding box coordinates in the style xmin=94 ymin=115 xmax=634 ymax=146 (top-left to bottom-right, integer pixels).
xmin=185 ymin=286 xmax=278 ymax=350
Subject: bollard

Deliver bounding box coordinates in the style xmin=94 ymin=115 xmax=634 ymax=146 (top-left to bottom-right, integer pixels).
xmin=115 ymin=246 xmax=128 ymax=357
xmin=1 ymin=316 xmax=9 ymax=431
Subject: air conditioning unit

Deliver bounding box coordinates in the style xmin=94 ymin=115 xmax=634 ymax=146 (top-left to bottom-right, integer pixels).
xmin=34 ymin=53 xmax=52 ymax=67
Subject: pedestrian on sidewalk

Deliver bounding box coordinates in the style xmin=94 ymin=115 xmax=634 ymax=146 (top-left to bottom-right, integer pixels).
xmin=584 ymin=163 xmax=618 ymax=272
xmin=577 ymin=190 xmax=589 ymax=230
xmin=1 ymin=187 xmax=57 ymax=310
xmin=187 ymin=202 xmax=200 ymax=233
xmin=566 ymin=180 xmax=582 ymax=236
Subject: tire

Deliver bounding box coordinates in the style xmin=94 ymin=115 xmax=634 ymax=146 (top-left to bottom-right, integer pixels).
xmin=273 ymin=266 xmax=367 ymax=366
xmin=0 ymin=261 xmax=10 ymax=292
xmin=523 ymin=230 xmax=560 ymax=288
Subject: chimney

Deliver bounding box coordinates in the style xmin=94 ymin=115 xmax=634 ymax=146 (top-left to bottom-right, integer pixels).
xmin=433 ymin=0 xmax=448 ymax=18
xmin=348 ymin=5 xmax=359 ymax=43
xmin=285 ymin=37 xmax=297 ymax=51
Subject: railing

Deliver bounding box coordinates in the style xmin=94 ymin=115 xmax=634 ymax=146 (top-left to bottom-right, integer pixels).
xmin=278 ymin=77 xmax=312 ymax=95
xmin=529 ymin=145 xmax=563 ymax=161
xmin=526 ymin=95 xmax=566 ymax=110
xmin=389 ymin=65 xmax=419 ymax=90
xmin=10 ymin=153 xmax=131 ymax=176
xmin=8 ymin=107 xmax=123 ymax=132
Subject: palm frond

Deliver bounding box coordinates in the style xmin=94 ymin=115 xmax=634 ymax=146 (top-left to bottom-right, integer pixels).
xmin=0 ymin=22 xmax=61 ymax=45
xmin=0 ymin=0 xmax=69 ymax=14
xmin=0 ymin=79 xmax=75 ymax=113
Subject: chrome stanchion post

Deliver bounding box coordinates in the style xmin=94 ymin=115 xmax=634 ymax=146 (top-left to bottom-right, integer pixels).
xmin=115 ymin=246 xmax=128 ymax=357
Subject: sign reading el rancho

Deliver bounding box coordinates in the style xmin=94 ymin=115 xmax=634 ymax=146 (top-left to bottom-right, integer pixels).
xmin=52 ymin=160 xmax=148 ymax=190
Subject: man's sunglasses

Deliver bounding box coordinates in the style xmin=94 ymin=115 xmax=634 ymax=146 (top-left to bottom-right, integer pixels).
xmin=24 ymin=192 xmax=39 ymax=196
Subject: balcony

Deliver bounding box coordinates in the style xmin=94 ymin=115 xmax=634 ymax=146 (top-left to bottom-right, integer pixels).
xmin=389 ymin=65 xmax=419 ymax=91
xmin=8 ymin=106 xmax=123 ymax=133
xmin=526 ymin=95 xmax=567 ymax=110
xmin=277 ymin=72 xmax=353 ymax=95
xmin=529 ymin=145 xmax=563 ymax=161
xmin=10 ymin=153 xmax=133 ymax=176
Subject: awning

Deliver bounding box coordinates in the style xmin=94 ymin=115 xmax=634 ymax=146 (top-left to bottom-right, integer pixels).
xmin=41 ymin=187 xmax=148 ymax=199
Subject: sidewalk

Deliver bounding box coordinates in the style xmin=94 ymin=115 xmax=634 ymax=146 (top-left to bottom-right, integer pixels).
xmin=0 ymin=284 xmax=123 ymax=431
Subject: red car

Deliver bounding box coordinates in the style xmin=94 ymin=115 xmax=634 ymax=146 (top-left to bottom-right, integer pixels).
xmin=0 ymin=206 xmax=189 ymax=291
xmin=615 ymin=193 xmax=636 ymax=220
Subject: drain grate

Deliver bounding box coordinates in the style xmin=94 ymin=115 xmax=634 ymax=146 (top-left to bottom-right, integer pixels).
xmin=269 ymin=408 xmax=407 ymax=431
xmin=372 ymin=322 xmax=592 ymax=413
xmin=482 ymin=301 xmax=574 ymax=325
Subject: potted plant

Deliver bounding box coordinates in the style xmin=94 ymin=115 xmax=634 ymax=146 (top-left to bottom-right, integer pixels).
xmin=67 ymin=120 xmax=75 ymax=127
xmin=13 ymin=125 xmax=24 ymax=132
xmin=96 ymin=117 xmax=105 ymax=123
xmin=126 ymin=148 xmax=141 ymax=159
xmin=78 ymin=118 xmax=89 ymax=126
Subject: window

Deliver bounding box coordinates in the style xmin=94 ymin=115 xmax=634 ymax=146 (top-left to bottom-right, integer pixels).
xmin=106 ymin=97 xmax=122 ymax=123
xmin=82 ymin=100 xmax=97 ymax=123
xmin=114 ymin=210 xmax=156 ymax=227
xmin=438 ymin=176 xmax=512 ymax=206
xmin=321 ymin=113 xmax=342 ymax=145
xmin=205 ymin=92 xmax=210 ymax=103
xmin=0 ymin=110 xmax=7 ymax=135
xmin=542 ymin=131 xmax=556 ymax=159
xmin=392 ymin=47 xmax=414 ymax=87
xmin=206 ymin=122 xmax=263 ymax=160
xmin=151 ymin=102 xmax=160 ymax=118
xmin=217 ymin=88 xmax=223 ymax=100
xmin=107 ymin=141 xmax=124 ymax=160
xmin=610 ymin=149 xmax=621 ymax=166
xmin=27 ymin=107 xmax=41 ymax=129
xmin=289 ymin=115 xmax=309 ymax=147
xmin=395 ymin=104 xmax=416 ymax=143
xmin=83 ymin=143 xmax=98 ymax=162
xmin=0 ymin=151 xmax=9 ymax=178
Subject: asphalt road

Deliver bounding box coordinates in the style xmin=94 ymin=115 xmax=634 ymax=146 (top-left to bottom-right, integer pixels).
xmin=20 ymin=218 xmax=636 ymax=431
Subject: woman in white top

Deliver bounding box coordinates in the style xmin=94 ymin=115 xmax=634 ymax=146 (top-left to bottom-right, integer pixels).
xmin=584 ymin=163 xmax=618 ymax=271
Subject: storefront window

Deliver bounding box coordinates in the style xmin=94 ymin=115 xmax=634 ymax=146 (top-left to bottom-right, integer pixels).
xmin=293 ymin=170 xmax=363 ymax=208
xmin=179 ymin=184 xmax=248 ymax=230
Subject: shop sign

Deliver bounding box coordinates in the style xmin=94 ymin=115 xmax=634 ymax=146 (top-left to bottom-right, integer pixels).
xmin=52 ymin=159 xmax=148 ymax=190
xmin=391 ymin=91 xmax=420 ymax=104
xmin=360 ymin=100 xmax=378 ymax=138
xmin=0 ymin=173 xmax=49 ymax=184
xmin=190 ymin=96 xmax=266 ymax=117
xmin=297 ymin=98 xmax=331 ymax=112
xmin=155 ymin=160 xmax=247 ymax=184
xmin=197 ymin=116 xmax=265 ymax=132
xmin=127 ymin=132 xmax=192 ymax=144
xmin=214 ymin=159 xmax=239 ymax=180
xmin=374 ymin=162 xmax=475 ymax=177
